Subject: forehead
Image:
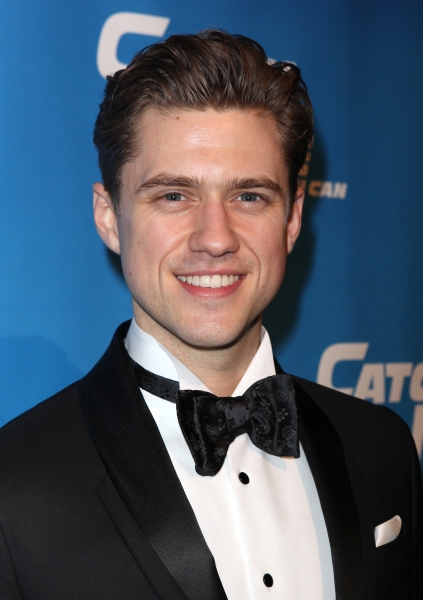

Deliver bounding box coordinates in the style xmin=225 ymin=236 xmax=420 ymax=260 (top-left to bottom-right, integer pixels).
xmin=122 ymin=108 xmax=287 ymax=191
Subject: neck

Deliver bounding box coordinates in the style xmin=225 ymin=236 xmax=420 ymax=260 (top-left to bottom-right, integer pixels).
xmin=133 ymin=310 xmax=262 ymax=397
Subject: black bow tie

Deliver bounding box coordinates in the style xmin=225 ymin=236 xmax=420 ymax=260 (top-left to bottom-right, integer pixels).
xmin=131 ymin=360 xmax=299 ymax=476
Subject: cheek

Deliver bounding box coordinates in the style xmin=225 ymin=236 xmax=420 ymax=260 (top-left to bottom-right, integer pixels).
xmin=119 ymin=218 xmax=180 ymax=283
xmin=251 ymin=227 xmax=288 ymax=305
xmin=255 ymin=225 xmax=287 ymax=273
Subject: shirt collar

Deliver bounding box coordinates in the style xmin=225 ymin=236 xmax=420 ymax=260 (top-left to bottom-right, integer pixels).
xmin=125 ymin=317 xmax=276 ymax=396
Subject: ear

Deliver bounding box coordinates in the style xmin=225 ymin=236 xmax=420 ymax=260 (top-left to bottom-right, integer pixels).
xmin=286 ymin=187 xmax=304 ymax=254
xmin=93 ymin=182 xmax=121 ymax=255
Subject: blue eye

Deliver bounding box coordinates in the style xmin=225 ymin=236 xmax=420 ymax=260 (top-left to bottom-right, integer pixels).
xmin=240 ymin=192 xmax=260 ymax=202
xmin=164 ymin=192 xmax=184 ymax=201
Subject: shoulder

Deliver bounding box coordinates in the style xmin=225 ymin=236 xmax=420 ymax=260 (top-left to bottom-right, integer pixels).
xmin=294 ymin=377 xmax=406 ymax=427
xmin=0 ymin=381 xmax=104 ymax=493
xmin=293 ymin=375 xmax=417 ymax=468
xmin=294 ymin=375 xmax=406 ymax=428
xmin=0 ymin=381 xmax=80 ymax=451
xmin=0 ymin=321 xmax=131 ymax=491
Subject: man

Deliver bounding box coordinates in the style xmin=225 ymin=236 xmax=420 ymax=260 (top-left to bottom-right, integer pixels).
xmin=0 ymin=30 xmax=422 ymax=600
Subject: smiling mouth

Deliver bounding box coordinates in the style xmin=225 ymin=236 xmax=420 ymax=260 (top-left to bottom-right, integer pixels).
xmin=176 ymin=274 xmax=241 ymax=288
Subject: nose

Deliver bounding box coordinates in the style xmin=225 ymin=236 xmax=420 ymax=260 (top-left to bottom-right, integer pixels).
xmin=188 ymin=197 xmax=240 ymax=256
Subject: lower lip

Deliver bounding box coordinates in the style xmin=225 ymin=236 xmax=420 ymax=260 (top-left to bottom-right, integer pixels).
xmin=176 ymin=276 xmax=244 ymax=298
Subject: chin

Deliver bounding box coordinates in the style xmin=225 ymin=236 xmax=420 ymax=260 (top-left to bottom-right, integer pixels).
xmin=173 ymin=319 xmax=255 ymax=350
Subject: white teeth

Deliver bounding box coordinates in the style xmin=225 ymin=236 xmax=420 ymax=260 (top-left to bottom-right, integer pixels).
xmin=177 ymin=274 xmax=241 ymax=288
xmin=211 ymin=274 xmax=221 ymax=288
xmin=200 ymin=275 xmax=211 ymax=287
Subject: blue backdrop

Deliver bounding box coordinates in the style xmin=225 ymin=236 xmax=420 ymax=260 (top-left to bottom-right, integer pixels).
xmin=1 ymin=0 xmax=423 ymax=467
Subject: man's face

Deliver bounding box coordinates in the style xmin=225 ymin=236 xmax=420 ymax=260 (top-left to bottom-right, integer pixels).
xmin=94 ymin=108 xmax=303 ymax=350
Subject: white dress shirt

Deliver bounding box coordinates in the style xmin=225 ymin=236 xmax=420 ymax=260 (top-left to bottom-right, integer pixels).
xmin=125 ymin=318 xmax=335 ymax=599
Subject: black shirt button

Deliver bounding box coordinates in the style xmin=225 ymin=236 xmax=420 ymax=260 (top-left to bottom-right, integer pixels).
xmin=263 ymin=573 xmax=273 ymax=587
xmin=238 ymin=472 xmax=249 ymax=484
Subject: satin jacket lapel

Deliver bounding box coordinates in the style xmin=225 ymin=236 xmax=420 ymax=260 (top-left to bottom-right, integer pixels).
xmin=274 ymin=360 xmax=363 ymax=598
xmin=295 ymin=380 xmax=363 ymax=599
xmin=96 ymin=474 xmax=188 ymax=600
xmin=79 ymin=322 xmax=227 ymax=600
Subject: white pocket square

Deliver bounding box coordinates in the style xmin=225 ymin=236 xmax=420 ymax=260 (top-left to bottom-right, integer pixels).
xmin=374 ymin=515 xmax=402 ymax=547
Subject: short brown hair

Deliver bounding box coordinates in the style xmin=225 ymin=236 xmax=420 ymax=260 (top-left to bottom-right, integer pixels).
xmin=93 ymin=30 xmax=313 ymax=211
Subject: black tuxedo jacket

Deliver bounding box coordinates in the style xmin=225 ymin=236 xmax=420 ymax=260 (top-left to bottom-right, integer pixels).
xmin=0 ymin=322 xmax=422 ymax=599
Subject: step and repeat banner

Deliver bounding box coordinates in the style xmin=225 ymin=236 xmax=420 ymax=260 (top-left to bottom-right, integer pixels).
xmin=1 ymin=1 xmax=423 ymax=466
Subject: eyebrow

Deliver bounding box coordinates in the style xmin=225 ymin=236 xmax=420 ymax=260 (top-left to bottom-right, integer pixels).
xmin=135 ymin=173 xmax=284 ymax=196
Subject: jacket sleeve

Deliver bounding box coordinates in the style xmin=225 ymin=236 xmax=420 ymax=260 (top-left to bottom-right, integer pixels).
xmin=0 ymin=519 xmax=23 ymax=599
